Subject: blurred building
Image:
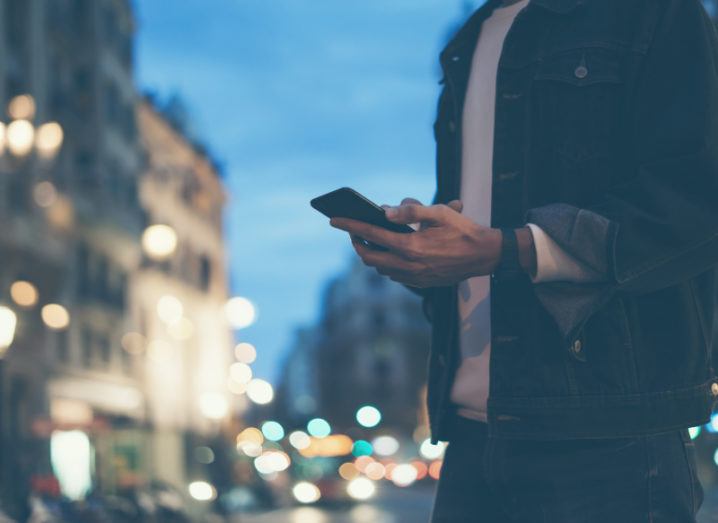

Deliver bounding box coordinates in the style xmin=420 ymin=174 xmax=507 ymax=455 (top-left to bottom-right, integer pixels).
xmin=273 ymin=327 xmax=320 ymax=426
xmin=0 ymin=0 xmax=236 ymax=516
xmin=276 ymin=259 xmax=430 ymax=438
xmin=135 ymin=97 xmax=234 ymax=494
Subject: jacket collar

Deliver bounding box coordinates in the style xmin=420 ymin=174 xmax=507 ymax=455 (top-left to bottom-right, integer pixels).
xmin=440 ymin=0 xmax=584 ymax=67
xmin=531 ymin=0 xmax=584 ymax=14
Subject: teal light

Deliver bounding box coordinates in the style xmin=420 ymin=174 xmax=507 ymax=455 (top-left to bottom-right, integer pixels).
xmin=352 ymin=440 xmax=373 ymax=457
xmin=307 ymin=418 xmax=331 ymax=438
xmin=262 ymin=421 xmax=285 ymax=442
xmin=689 ymin=426 xmax=701 ymax=440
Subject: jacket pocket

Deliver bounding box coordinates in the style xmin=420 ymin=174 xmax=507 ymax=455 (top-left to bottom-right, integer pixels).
xmin=564 ymin=298 xmax=640 ymax=395
xmin=531 ymin=47 xmax=627 ymax=202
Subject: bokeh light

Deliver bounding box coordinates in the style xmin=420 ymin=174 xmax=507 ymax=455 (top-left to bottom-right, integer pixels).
xmin=0 ymin=306 xmax=17 ymax=351
xmin=255 ymin=451 xmax=291 ymax=474
xmin=412 ymin=460 xmax=428 ymax=480
xmin=352 ymin=440 xmax=373 ymax=457
xmin=429 ymin=460 xmax=443 ymax=480
xmin=225 ymin=297 xmax=257 ymax=329
xmin=33 ymin=181 xmax=58 ymax=208
xmin=237 ymin=428 xmax=264 ymax=456
xmin=391 ymin=463 xmax=418 ymax=487
xmin=261 ymin=421 xmax=285 ymax=442
xmin=307 ymin=418 xmax=331 ymax=438
xmin=338 ymin=462 xmax=359 ymax=481
xmin=198 ymin=392 xmax=228 ymax=420
xmin=346 ymin=477 xmax=376 ymax=501
xmin=194 ymin=447 xmax=215 ymax=464
xmin=689 ymin=426 xmax=701 ymax=440
xmin=230 ymin=362 xmax=253 ymax=384
xmin=356 ymin=405 xmax=382 ymax=428
xmin=293 ymin=482 xmax=321 ymax=504
xmin=8 ymin=94 xmax=36 ymax=120
xmin=354 ymin=455 xmax=374 ymax=473
xmin=7 ymin=119 xmax=35 ymax=156
xmin=234 ymin=342 xmax=257 ymax=363
xmin=364 ymin=462 xmax=386 ymax=481
xmin=289 ymin=431 xmax=311 ymax=450
xmin=188 ymin=481 xmax=216 ymax=502
xmin=41 ymin=304 xmax=70 ymax=330
xmin=246 ymin=379 xmax=274 ymax=405
xmin=142 ymin=224 xmax=178 ymax=260
xmin=420 ymin=438 xmax=446 ymax=460
xmin=10 ymin=280 xmax=38 ymax=308
xmin=35 ymin=122 xmax=64 ymax=158
xmin=372 ymin=435 xmax=399 ymax=457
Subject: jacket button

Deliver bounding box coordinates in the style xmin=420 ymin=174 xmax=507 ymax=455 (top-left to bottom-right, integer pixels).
xmin=448 ymin=121 xmax=456 ymax=133
xmin=711 ymin=383 xmax=718 ymax=396
xmin=571 ymin=339 xmax=583 ymax=354
xmin=438 ymin=354 xmax=447 ymax=367
xmin=574 ymin=65 xmax=588 ymax=79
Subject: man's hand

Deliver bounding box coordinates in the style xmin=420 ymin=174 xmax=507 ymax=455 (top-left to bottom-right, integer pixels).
xmin=330 ymin=198 xmax=503 ymax=288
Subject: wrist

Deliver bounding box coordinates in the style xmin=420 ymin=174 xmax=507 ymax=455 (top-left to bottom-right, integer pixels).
xmin=515 ymin=226 xmax=537 ymax=277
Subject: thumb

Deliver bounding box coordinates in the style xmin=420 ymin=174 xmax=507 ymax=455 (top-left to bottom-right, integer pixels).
xmin=447 ymin=200 xmax=463 ymax=213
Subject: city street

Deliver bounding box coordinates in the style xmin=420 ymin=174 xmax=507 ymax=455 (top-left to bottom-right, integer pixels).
xmin=235 ymin=485 xmax=435 ymax=523
xmin=232 ymin=485 xmax=718 ymax=523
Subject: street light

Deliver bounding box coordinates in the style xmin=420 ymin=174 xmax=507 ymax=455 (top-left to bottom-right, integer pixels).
xmin=141 ymin=224 xmax=178 ymax=261
xmin=0 ymin=95 xmax=64 ymax=161
xmin=7 ymin=120 xmax=35 ymax=157
xmin=0 ymin=306 xmax=17 ymax=358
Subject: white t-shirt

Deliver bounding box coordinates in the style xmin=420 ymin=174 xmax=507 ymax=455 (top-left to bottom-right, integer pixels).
xmin=450 ymin=0 xmax=598 ymax=422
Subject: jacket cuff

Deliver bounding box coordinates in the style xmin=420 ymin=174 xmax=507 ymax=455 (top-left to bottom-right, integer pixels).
xmin=527 ymin=224 xmax=604 ymax=284
xmin=525 ymin=203 xmax=618 ymax=279
xmin=524 ymin=204 xmax=619 ymax=343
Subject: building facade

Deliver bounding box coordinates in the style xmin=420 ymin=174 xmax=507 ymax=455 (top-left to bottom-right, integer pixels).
xmin=0 ymin=0 xmax=235 ymax=516
xmin=135 ymin=98 xmax=234 ymax=492
xmin=277 ymin=258 xmax=431 ymax=438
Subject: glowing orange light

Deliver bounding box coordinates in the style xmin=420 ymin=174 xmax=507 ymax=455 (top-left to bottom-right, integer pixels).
xmin=429 ymin=460 xmax=443 ymax=480
xmin=338 ymin=462 xmax=359 ymax=481
xmin=354 ymin=455 xmax=374 ymax=473
xmin=412 ymin=461 xmax=428 ymax=480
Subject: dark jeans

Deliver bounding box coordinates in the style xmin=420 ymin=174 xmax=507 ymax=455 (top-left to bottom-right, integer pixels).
xmin=431 ymin=416 xmax=703 ymax=522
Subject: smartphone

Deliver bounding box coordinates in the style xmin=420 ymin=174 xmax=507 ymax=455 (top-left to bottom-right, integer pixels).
xmin=311 ymin=187 xmax=414 ymax=250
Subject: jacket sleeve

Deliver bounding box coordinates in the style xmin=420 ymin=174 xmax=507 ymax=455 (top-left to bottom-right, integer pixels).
xmin=526 ymin=0 xmax=718 ymax=342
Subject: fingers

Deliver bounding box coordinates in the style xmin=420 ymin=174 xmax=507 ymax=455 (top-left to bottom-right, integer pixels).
xmin=447 ymin=199 xmax=463 ymax=213
xmin=331 ymin=218 xmax=409 ymax=251
xmin=351 ymin=236 xmax=418 ymax=272
xmin=381 ymin=198 xmax=422 ymax=211
xmin=384 ymin=203 xmax=445 ymax=225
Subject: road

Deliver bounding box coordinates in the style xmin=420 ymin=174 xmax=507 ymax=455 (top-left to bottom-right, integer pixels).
xmin=233 ymin=485 xmax=436 ymax=523
xmin=232 ymin=484 xmax=718 ymax=522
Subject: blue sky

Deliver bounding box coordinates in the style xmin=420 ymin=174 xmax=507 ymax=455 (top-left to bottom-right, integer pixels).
xmin=135 ymin=0 xmax=481 ymax=382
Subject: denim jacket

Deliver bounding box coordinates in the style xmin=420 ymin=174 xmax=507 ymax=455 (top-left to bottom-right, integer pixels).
xmin=426 ymin=0 xmax=718 ymax=441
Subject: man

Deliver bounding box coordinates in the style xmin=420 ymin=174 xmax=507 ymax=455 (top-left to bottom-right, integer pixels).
xmin=331 ymin=0 xmax=718 ymax=521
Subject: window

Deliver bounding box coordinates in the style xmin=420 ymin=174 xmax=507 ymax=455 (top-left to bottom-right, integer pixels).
xmin=56 ymin=330 xmax=69 ymax=363
xmin=81 ymin=327 xmax=93 ymax=367
xmin=98 ymin=335 xmax=111 ymax=366
xmin=199 ymin=256 xmax=211 ymax=291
